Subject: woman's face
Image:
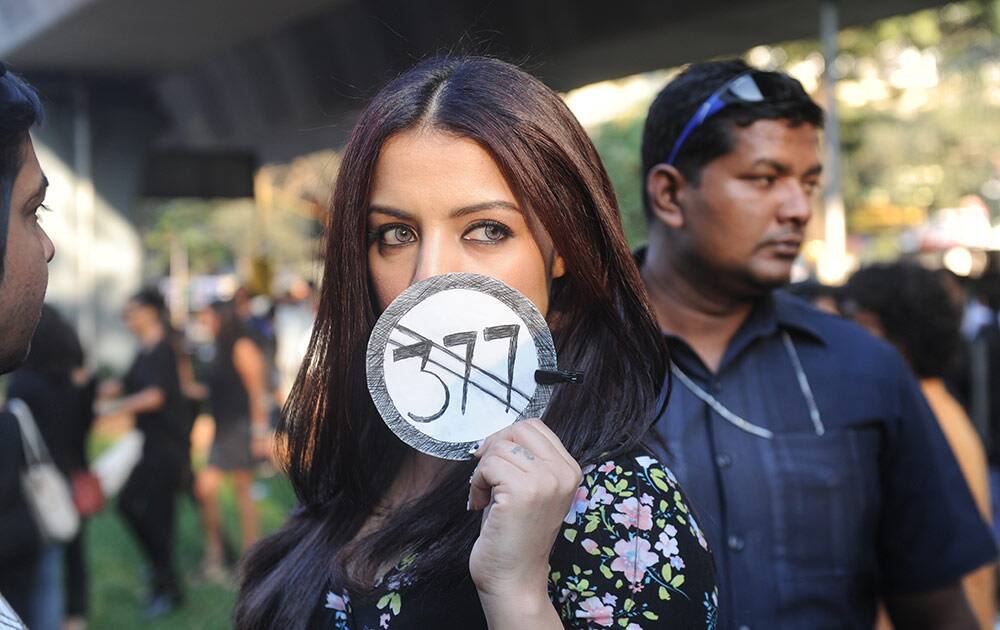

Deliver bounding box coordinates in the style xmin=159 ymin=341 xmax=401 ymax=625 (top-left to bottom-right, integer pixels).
xmin=197 ymin=308 xmax=221 ymax=339
xmin=367 ymin=129 xmax=565 ymax=315
xmin=122 ymin=300 xmax=158 ymax=336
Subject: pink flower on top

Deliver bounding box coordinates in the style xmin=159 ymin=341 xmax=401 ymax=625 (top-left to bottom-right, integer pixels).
xmin=589 ymin=485 xmax=614 ymax=508
xmin=612 ymin=497 xmax=653 ymax=531
xmin=564 ymin=486 xmax=590 ymax=524
xmin=598 ymin=461 xmax=616 ymax=473
xmin=576 ymin=596 xmax=614 ymax=627
xmin=655 ymin=530 xmax=679 ymax=557
xmin=610 ymin=535 xmax=659 ymax=584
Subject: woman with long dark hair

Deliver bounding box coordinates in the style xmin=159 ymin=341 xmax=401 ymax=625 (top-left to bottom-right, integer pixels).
xmin=236 ymin=56 xmax=716 ymax=629
xmin=194 ymin=300 xmax=270 ymax=580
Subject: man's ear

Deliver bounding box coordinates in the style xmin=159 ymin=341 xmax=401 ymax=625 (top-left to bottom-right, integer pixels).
xmin=646 ymin=164 xmax=687 ymax=229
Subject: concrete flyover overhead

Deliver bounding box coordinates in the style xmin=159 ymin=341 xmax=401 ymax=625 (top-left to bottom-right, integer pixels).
xmin=0 ymin=0 xmax=946 ymax=363
xmin=3 ymin=0 xmax=947 ymax=163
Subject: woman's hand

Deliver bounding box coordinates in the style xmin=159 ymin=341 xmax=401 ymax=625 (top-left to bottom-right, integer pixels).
xmin=468 ymin=418 xmax=582 ymax=623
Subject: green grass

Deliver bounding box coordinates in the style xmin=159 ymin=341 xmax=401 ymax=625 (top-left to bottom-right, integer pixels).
xmin=86 ymin=472 xmax=296 ymax=629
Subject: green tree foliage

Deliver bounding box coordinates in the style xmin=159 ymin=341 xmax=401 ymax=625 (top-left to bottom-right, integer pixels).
xmin=590 ymin=116 xmax=649 ymax=245
xmin=141 ymin=197 xmax=319 ymax=278
xmin=587 ymin=0 xmax=999 ymax=249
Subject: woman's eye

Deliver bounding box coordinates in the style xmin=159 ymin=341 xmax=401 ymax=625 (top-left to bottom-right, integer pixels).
xmin=379 ymin=225 xmax=416 ymax=245
xmin=464 ymin=222 xmax=511 ymax=243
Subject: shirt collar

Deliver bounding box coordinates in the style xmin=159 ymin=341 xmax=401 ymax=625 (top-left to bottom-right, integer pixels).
xmin=714 ymin=292 xmax=830 ymax=370
xmin=635 ymin=246 xmax=830 ymax=369
xmin=662 ymin=293 xmax=829 ymax=378
xmin=771 ymin=290 xmax=830 ymax=346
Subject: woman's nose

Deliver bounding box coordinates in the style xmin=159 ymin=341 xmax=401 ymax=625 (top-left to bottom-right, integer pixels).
xmin=411 ymin=235 xmax=463 ymax=284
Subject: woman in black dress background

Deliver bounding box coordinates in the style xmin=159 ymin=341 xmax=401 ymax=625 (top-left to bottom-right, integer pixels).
xmin=194 ymin=300 xmax=270 ymax=582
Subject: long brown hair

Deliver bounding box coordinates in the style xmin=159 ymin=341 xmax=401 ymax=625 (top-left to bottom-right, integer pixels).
xmin=235 ymin=55 xmax=667 ymax=629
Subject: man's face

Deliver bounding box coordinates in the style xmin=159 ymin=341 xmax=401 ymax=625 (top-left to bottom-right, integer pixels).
xmin=0 ymin=137 xmax=55 ymax=373
xmin=675 ymin=119 xmax=821 ymax=297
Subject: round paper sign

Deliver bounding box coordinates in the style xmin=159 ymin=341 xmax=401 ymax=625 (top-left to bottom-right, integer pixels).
xmin=366 ymin=273 xmax=557 ymax=460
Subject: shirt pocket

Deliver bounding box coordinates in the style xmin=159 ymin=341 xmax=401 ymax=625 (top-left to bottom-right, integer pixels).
xmin=767 ymin=424 xmax=882 ymax=580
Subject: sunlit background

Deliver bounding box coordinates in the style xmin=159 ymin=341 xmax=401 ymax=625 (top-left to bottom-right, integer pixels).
xmin=2 ymin=0 xmax=994 ymax=371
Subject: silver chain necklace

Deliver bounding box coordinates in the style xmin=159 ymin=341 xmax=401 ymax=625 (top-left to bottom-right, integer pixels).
xmin=671 ymin=331 xmax=825 ymax=440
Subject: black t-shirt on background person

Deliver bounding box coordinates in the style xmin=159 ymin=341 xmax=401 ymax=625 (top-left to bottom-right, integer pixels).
xmin=124 ymin=339 xmax=189 ymax=460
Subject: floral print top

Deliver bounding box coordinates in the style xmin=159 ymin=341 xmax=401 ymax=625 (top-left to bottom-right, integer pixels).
xmin=315 ymin=452 xmax=718 ymax=629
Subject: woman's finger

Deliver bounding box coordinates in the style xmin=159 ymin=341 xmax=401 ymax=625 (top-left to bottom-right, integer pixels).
xmin=469 ymin=452 xmax=526 ymax=510
xmin=480 ymin=438 xmax=539 ymax=474
xmin=474 ymin=418 xmax=558 ymax=462
xmin=511 ymin=419 xmax=579 ymax=474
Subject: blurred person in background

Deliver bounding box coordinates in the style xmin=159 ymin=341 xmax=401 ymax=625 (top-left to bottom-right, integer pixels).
xmin=273 ymin=278 xmax=316 ymax=407
xmin=233 ymin=285 xmax=277 ymax=364
xmin=961 ymin=273 xmax=998 ymax=341
xmin=934 ymin=269 xmax=975 ymax=409
xmin=0 ymin=61 xmax=55 ymax=630
xmin=193 ymin=300 xmax=270 ymax=583
xmin=94 ymin=288 xmax=188 ymax=618
xmin=842 ymin=262 xmax=995 ymax=629
xmin=234 ymin=285 xmax=278 ymax=438
xmin=782 ymin=279 xmax=841 ymax=315
xmin=638 ymin=58 xmax=995 ymax=628
xmin=970 ymin=271 xmax=1000 ymax=549
xmin=7 ymin=305 xmax=96 ymax=630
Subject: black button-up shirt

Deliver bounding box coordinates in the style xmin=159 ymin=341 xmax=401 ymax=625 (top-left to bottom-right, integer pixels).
xmin=652 ymin=290 xmax=997 ymax=629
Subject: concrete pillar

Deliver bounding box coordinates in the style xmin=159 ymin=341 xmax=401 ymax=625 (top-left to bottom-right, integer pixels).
xmin=72 ymin=79 xmax=97 ymax=360
xmin=819 ymin=0 xmax=850 ymax=284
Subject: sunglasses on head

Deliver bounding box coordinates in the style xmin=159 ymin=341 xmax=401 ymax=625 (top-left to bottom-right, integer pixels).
xmin=663 ymin=72 xmax=766 ymax=167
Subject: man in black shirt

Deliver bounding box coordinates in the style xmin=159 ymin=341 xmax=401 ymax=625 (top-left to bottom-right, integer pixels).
xmin=0 ymin=62 xmax=55 ymax=628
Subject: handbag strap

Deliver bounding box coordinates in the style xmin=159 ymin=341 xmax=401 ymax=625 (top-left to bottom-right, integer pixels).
xmin=7 ymin=399 xmax=53 ymax=467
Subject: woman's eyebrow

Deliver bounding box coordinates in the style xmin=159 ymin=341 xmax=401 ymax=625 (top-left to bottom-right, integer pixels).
xmin=449 ymin=201 xmax=521 ymax=218
xmin=368 ymin=205 xmax=414 ymax=220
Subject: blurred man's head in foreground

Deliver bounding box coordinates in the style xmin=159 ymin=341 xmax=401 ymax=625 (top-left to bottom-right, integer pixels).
xmin=0 ymin=63 xmax=52 ymax=374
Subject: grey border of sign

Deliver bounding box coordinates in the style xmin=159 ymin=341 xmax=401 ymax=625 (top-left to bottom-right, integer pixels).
xmin=366 ymin=273 xmax=557 ymax=461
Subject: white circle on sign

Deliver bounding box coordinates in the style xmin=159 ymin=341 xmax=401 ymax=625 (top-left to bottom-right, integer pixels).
xmin=366 ymin=273 xmax=556 ymax=460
